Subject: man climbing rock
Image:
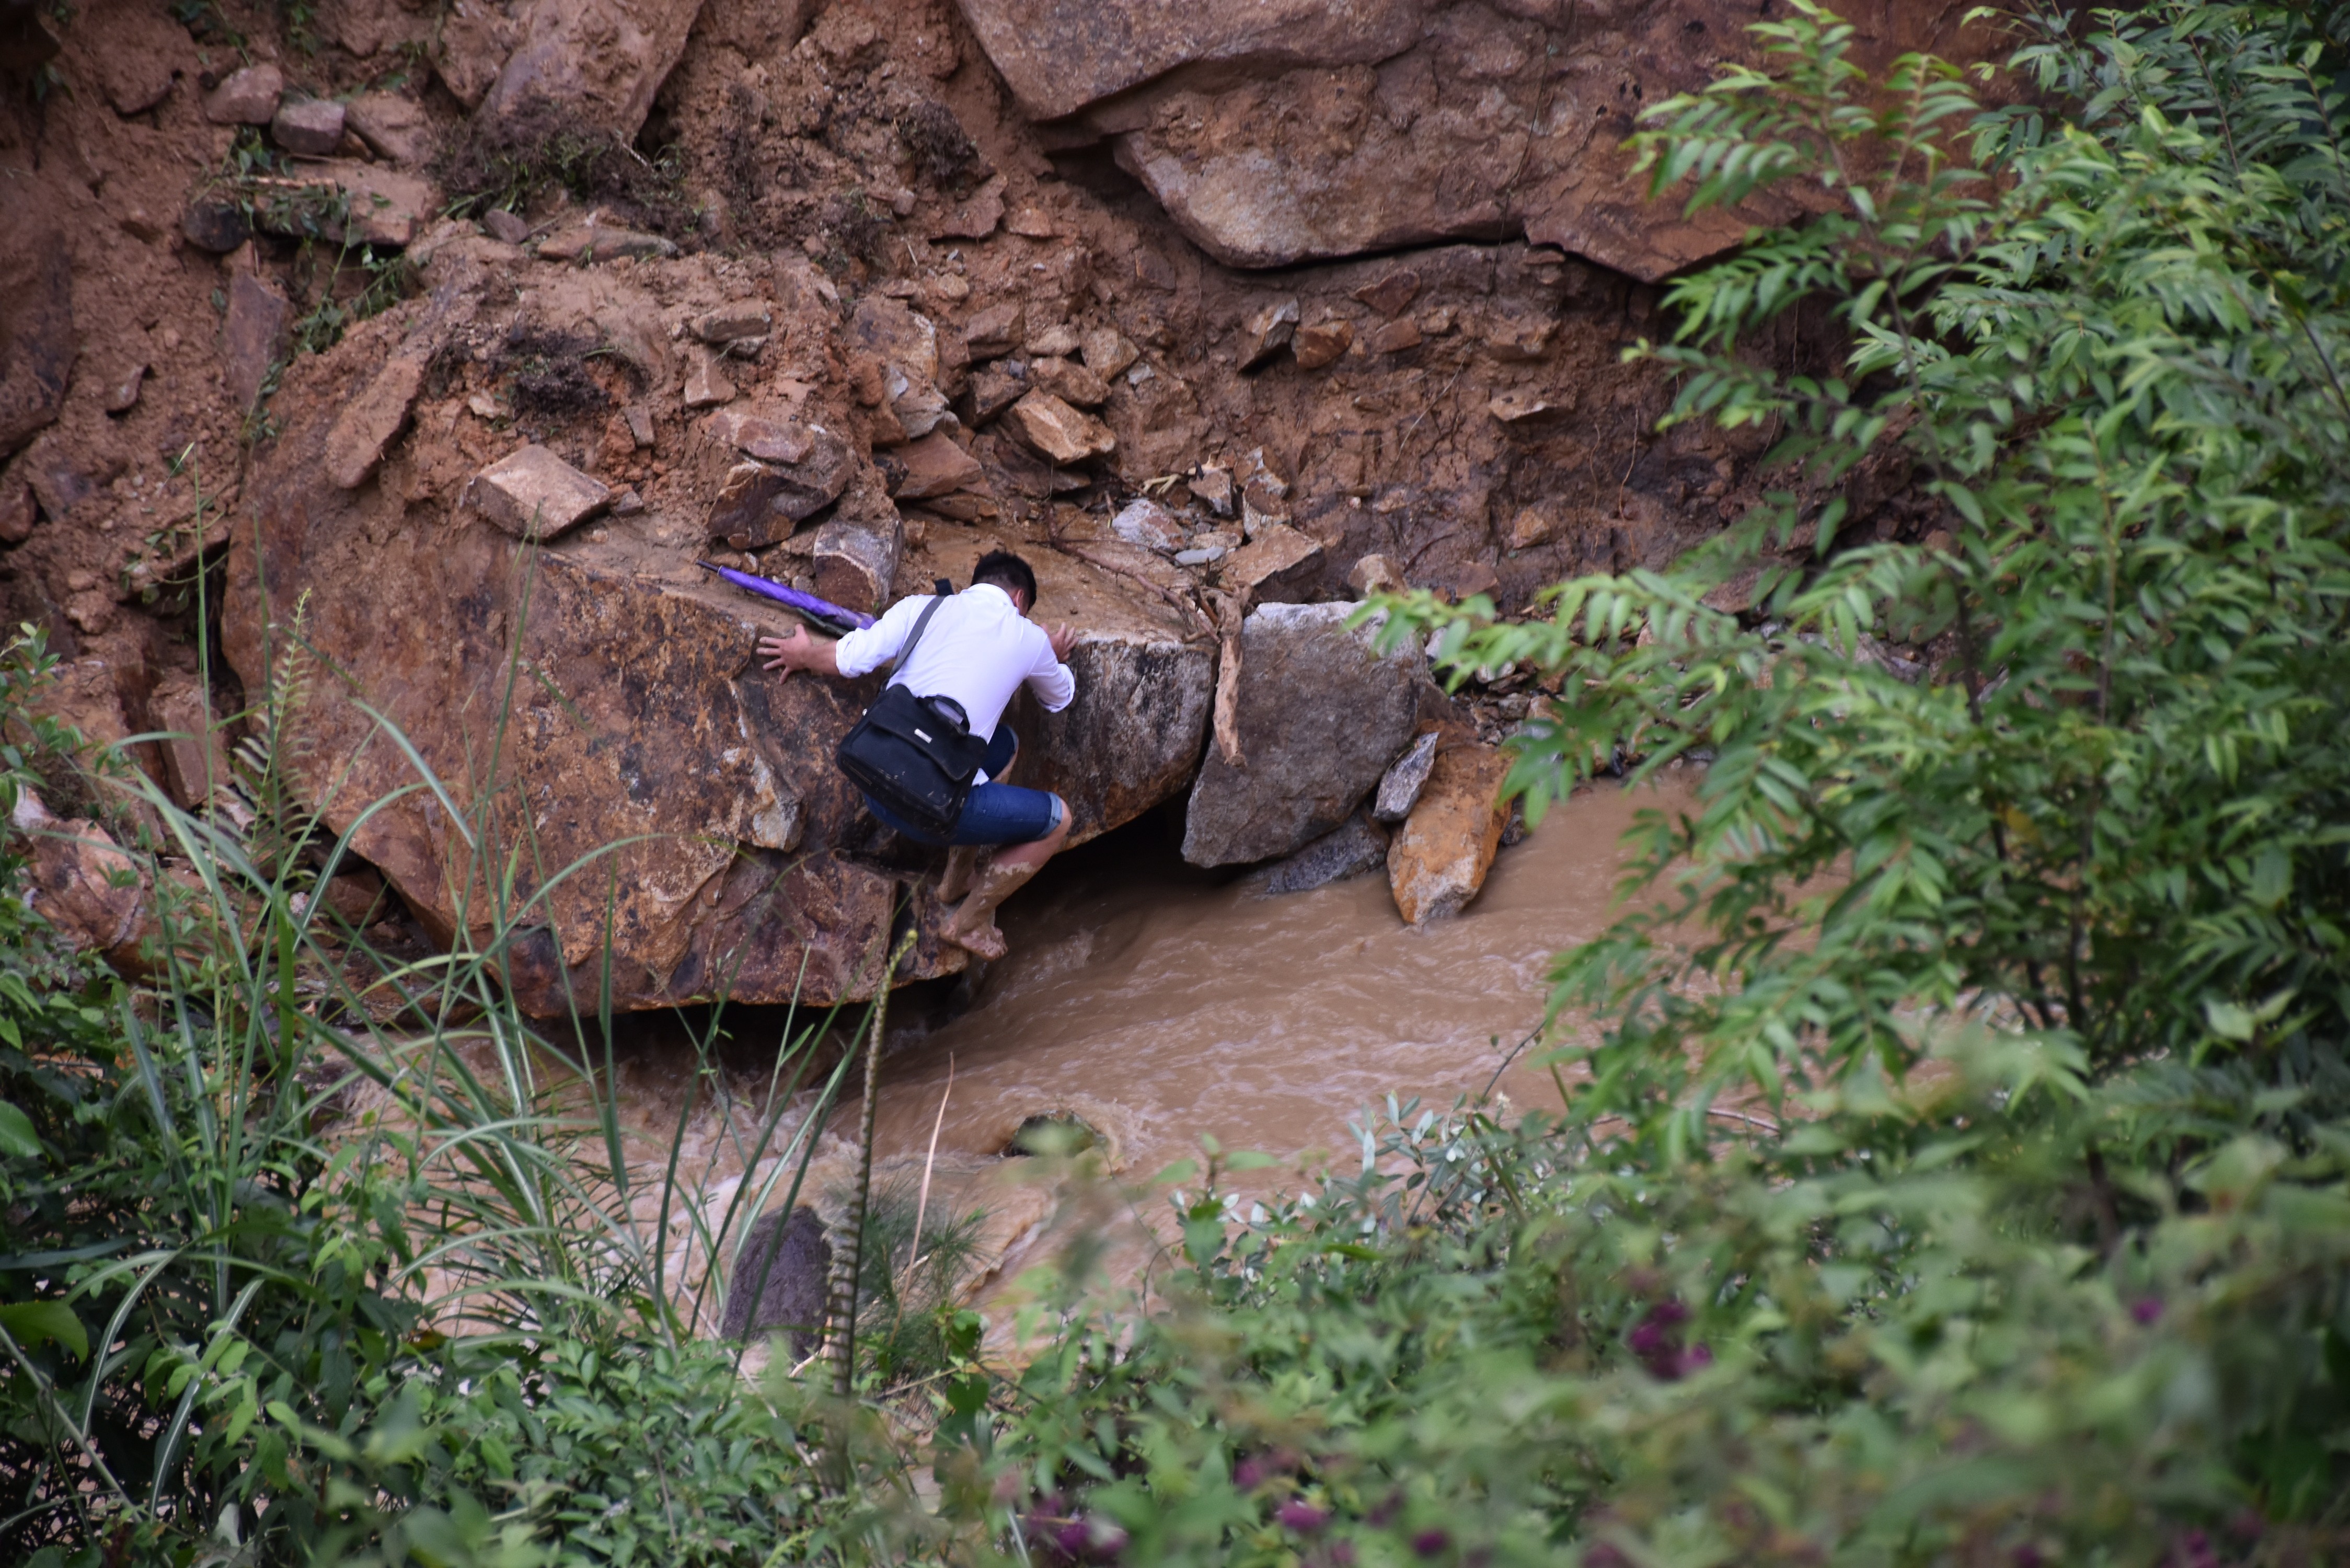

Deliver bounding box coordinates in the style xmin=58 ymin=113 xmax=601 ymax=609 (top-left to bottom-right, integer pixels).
xmin=758 ymin=551 xmax=1078 ymax=960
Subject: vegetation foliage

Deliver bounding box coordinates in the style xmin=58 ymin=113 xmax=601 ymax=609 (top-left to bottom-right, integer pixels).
xmin=6 ymin=2 xmax=2349 ymax=1564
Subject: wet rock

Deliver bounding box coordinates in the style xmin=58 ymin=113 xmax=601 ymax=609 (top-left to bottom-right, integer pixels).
xmin=1291 ymin=319 xmax=1353 ymax=371
xmin=879 ymin=431 xmax=984 ymax=500
xmin=1372 ymin=730 xmax=1439 ymax=823
xmin=180 ymin=198 xmax=251 ymax=254
xmin=1182 ymin=602 xmax=1420 ymax=867
xmin=1388 ymin=744 xmax=1511 ymax=924
xmin=720 ymin=1205 xmax=831 ymax=1353
xmin=0 ymin=218 xmax=73 ymax=456
xmin=1257 ymin=813 xmax=1388 ymax=895
xmin=1110 ymin=497 xmax=1182 ymax=554
xmin=480 ymin=206 xmax=531 ymax=245
xmin=463 ymin=444 xmax=612 ymax=540
xmin=344 ymin=93 xmax=436 ymax=165
xmin=683 ymin=347 xmax=737 ymax=408
xmin=1005 ymin=390 xmax=1114 ymax=465
xmin=204 ymin=62 xmax=282 ymax=125
xmin=1347 ymin=553 xmax=1404 ymax=597
xmin=222 ymin=270 xmax=289 ymax=410
xmin=272 ymin=97 xmax=347 ymax=157
xmin=1237 ymin=297 xmax=1299 ymax=371
xmin=324 ymin=353 xmax=425 ymax=489
xmin=480 ymin=0 xmax=705 ymax=142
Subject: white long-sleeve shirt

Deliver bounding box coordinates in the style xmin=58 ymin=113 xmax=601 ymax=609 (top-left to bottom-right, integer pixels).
xmin=833 ymin=583 xmax=1074 ymax=781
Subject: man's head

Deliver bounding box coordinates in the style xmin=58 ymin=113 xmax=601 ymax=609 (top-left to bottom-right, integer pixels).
xmin=972 ymin=550 xmax=1040 ymax=614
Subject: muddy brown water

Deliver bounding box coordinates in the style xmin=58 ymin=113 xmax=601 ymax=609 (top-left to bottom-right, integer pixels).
xmin=580 ymin=774 xmax=1696 ymax=1339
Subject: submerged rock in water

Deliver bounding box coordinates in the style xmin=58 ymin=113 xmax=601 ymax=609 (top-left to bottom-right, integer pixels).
xmin=1388 ymin=744 xmax=1512 ymax=924
xmin=1182 ymin=602 xmax=1421 ymax=868
xmin=720 ymin=1205 xmax=831 ymax=1356
xmin=1256 ymin=814 xmax=1389 ymax=896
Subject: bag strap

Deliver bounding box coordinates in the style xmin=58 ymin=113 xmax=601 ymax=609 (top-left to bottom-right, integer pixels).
xmin=889 ymin=578 xmax=959 ymax=677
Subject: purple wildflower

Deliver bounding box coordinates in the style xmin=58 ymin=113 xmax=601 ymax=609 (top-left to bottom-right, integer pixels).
xmin=2132 ymin=1297 xmax=2164 ymax=1325
xmin=1277 ymin=1500 xmax=1331 ymax=1533
xmin=1412 ymin=1528 xmax=1452 ymax=1558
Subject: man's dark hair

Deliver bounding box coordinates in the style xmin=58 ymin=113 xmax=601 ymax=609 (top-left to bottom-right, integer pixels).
xmin=972 ymin=550 xmax=1039 ymax=607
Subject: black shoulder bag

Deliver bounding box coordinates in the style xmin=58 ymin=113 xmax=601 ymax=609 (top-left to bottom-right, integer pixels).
xmin=835 ymin=579 xmax=990 ymax=840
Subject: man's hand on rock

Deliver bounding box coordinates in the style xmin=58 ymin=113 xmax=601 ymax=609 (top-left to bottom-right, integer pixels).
xmin=760 ymin=624 xmax=836 ymax=680
xmin=1047 ymin=622 xmax=1079 ymax=663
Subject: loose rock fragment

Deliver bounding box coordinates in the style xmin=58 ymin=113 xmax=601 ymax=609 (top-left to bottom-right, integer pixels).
xmin=969 ymin=361 xmax=1029 ymax=423
xmin=1505 ymin=508 xmax=1560 ymax=550
xmin=0 ymin=480 xmax=35 ymax=544
xmin=694 ymin=304 xmax=773 ymax=343
xmin=324 ymin=354 xmax=425 ymax=489
xmin=1388 ymin=745 xmax=1512 ymax=924
xmin=809 ymin=512 xmax=903 ymax=615
xmin=344 ymin=93 xmax=435 ymax=164
xmin=1347 ymin=553 xmax=1405 ymax=597
xmin=1024 ymin=321 xmax=1079 ymax=359
xmin=1354 ymin=269 xmax=1422 ymax=317
xmin=103 ymin=364 xmax=144 ymax=415
xmin=1220 ymin=522 xmax=1321 ymax=600
xmin=1111 ymin=496 xmax=1183 ymax=554
xmin=1031 ymin=355 xmax=1109 ymax=408
xmin=180 ymin=199 xmax=250 ymax=253
xmin=963 ymin=302 xmax=1023 ymax=359
xmin=1372 ymin=731 xmax=1440 ymax=823
xmin=1006 ymin=390 xmax=1114 ymax=464
xmin=684 ymin=348 xmax=736 ymax=408
xmin=464 ymin=445 xmax=612 ymax=541
xmin=1189 ymin=465 xmax=1235 ymax=517
xmin=204 ymin=63 xmax=282 ymax=125
xmin=1258 ymin=814 xmax=1389 ymax=895
xmin=481 ymin=207 xmax=530 ymax=245
xmin=881 ymin=432 xmax=985 ymax=500
xmin=1365 ymin=318 xmax=1424 ymax=354
xmin=1291 ymin=319 xmax=1353 ymax=370
xmin=1238 ymin=297 xmax=1300 ymax=370
xmin=222 ymin=271 xmax=290 ymax=409
xmin=537 ymin=214 xmax=678 ymax=262
xmin=272 ymin=97 xmax=347 ymax=156
xmin=1082 ymin=327 xmax=1138 ymax=379
xmin=1490 ymin=389 xmax=1570 ymax=426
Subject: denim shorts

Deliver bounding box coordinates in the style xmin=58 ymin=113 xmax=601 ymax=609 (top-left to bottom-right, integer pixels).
xmin=860 ymin=725 xmax=1064 ymax=847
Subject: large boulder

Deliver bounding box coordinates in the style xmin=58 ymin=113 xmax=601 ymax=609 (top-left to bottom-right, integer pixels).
xmin=1181 ymin=602 xmax=1420 ymax=867
xmin=479 ymin=0 xmax=709 ymax=140
xmin=953 ymin=0 xmax=2006 ymax=282
xmin=222 ymin=285 xmax=1210 ymax=1014
xmin=1388 ymin=743 xmax=1511 ymax=924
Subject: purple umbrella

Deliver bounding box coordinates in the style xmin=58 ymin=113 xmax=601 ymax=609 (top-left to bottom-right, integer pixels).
xmin=696 ymin=560 xmax=874 ymax=635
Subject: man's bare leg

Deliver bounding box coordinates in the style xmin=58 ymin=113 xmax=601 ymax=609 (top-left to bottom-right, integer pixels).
xmin=946 ymin=794 xmax=1070 ymax=961
xmin=940 ymin=738 xmax=1021 ymax=904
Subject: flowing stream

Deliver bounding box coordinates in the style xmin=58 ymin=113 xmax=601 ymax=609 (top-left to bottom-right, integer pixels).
xmin=590 ymin=774 xmax=1697 ymax=1338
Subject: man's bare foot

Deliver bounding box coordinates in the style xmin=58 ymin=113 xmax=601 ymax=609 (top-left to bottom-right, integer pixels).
xmin=944 ymin=913 xmax=1007 ymax=961
xmin=939 ymin=846 xmax=982 ymax=905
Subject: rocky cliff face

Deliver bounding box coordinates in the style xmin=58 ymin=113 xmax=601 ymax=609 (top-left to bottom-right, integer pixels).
xmin=0 ymin=0 xmax=1991 ymax=1008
